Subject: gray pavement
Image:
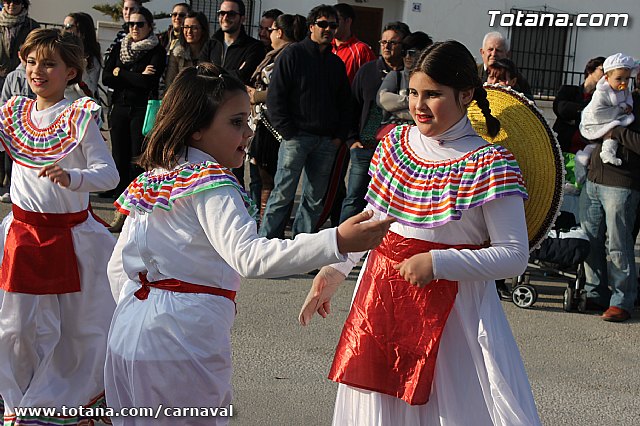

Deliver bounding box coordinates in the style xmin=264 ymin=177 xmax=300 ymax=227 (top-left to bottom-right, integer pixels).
xmin=1 ymin=196 xmax=639 ymax=425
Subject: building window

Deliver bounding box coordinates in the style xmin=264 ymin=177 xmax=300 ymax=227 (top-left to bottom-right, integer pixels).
xmin=507 ymin=8 xmax=579 ymax=98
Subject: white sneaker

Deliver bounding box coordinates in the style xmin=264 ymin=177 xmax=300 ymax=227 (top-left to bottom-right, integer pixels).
xmin=0 ymin=192 xmax=10 ymax=203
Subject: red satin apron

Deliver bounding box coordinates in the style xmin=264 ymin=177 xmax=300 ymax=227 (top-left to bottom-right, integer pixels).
xmin=329 ymin=231 xmax=481 ymax=405
xmin=0 ymin=204 xmax=89 ymax=294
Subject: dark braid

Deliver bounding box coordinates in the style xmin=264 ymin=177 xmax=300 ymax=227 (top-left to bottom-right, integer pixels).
xmin=473 ymin=86 xmax=500 ymax=137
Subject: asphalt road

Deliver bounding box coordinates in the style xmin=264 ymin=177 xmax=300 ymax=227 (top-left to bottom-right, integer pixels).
xmin=1 ymin=195 xmax=638 ymax=426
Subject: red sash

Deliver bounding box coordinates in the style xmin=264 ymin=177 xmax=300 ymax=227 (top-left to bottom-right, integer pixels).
xmin=329 ymin=231 xmax=481 ymax=405
xmin=135 ymin=272 xmax=236 ymax=303
xmin=0 ymin=205 xmax=89 ymax=294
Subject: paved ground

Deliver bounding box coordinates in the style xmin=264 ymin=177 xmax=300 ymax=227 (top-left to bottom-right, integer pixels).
xmin=2 ymin=193 xmax=639 ymax=426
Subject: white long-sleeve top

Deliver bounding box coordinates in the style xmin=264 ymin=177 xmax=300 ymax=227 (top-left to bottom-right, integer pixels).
xmin=108 ymin=147 xmax=346 ymax=300
xmin=332 ymin=123 xmax=529 ymax=282
xmin=2 ymin=98 xmax=119 ymax=213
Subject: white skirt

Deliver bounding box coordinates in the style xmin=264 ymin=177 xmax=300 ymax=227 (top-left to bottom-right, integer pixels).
xmin=332 ymin=281 xmax=541 ymax=426
xmin=105 ymin=280 xmax=236 ymax=426
xmin=0 ymin=213 xmax=116 ymax=414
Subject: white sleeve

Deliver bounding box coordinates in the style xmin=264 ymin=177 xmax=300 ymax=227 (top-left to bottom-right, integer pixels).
xmin=194 ymin=186 xmax=347 ymax=278
xmin=107 ymin=214 xmax=132 ymax=302
xmin=327 ymin=204 xmax=385 ymax=276
xmin=66 ymin=118 xmax=120 ymax=192
xmin=431 ymin=196 xmax=529 ymax=282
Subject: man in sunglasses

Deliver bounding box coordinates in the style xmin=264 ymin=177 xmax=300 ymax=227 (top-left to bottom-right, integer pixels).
xmin=258 ymin=8 xmax=283 ymax=50
xmin=260 ymin=4 xmax=351 ymax=238
xmin=198 ymin=0 xmax=265 ymax=86
xmin=158 ymin=2 xmax=191 ymax=52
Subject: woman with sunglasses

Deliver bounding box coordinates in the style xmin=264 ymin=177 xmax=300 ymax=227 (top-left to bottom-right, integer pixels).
xmin=62 ymin=12 xmax=102 ymax=100
xmin=377 ymin=31 xmax=433 ymax=128
xmin=246 ymin=14 xmax=307 ymax=219
xmin=163 ymin=10 xmax=209 ymax=90
xmin=158 ymin=2 xmax=190 ymax=53
xmin=102 ymin=7 xmax=165 ymax=230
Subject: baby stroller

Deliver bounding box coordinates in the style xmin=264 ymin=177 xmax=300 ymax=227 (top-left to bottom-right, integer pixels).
xmin=509 ymin=211 xmax=591 ymax=310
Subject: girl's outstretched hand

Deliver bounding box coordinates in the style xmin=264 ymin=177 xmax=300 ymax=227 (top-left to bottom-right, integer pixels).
xmin=299 ymin=266 xmax=346 ymax=326
xmin=393 ymin=252 xmax=434 ymax=288
xmin=38 ymin=164 xmax=70 ymax=188
xmin=336 ymin=210 xmax=395 ymax=254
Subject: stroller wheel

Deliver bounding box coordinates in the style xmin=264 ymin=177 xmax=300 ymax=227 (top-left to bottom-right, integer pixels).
xmin=512 ymin=285 xmax=537 ymax=308
xmin=563 ymin=287 xmax=574 ymax=312
xmin=577 ymin=290 xmax=588 ymax=313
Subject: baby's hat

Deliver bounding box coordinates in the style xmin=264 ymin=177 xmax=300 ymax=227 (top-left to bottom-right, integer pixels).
xmin=603 ymin=53 xmax=638 ymax=76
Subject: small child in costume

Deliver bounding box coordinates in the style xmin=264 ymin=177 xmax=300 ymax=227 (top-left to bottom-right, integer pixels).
xmin=300 ymin=40 xmax=541 ymax=425
xmin=579 ymin=52 xmax=638 ymax=167
xmin=0 ymin=29 xmax=119 ymax=424
xmin=104 ymin=63 xmax=393 ymax=426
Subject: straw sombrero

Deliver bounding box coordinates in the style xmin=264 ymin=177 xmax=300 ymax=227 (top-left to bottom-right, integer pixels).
xmin=468 ymin=84 xmax=564 ymax=251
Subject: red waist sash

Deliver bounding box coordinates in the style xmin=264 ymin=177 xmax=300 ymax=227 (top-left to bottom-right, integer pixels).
xmin=135 ymin=272 xmax=237 ymax=303
xmin=328 ymin=231 xmax=482 ymax=405
xmin=0 ymin=204 xmax=89 ymax=294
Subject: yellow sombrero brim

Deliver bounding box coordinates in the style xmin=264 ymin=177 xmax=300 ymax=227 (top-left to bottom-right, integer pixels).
xmin=468 ymin=84 xmax=564 ymax=250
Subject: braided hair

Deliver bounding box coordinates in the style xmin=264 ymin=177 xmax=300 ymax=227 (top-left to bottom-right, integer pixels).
xmin=411 ymin=40 xmax=500 ymax=137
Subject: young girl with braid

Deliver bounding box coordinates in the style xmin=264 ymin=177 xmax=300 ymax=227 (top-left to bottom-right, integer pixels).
xmin=300 ymin=40 xmax=541 ymax=425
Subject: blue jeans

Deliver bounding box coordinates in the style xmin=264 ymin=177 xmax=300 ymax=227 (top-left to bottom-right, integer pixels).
xmin=339 ymin=146 xmax=376 ymax=223
xmin=259 ymin=132 xmax=338 ymax=238
xmin=580 ymin=180 xmax=640 ymax=311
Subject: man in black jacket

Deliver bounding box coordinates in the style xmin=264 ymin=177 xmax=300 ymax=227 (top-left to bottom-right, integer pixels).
xmin=198 ymin=0 xmax=265 ymax=86
xmin=259 ymin=4 xmax=351 ymax=238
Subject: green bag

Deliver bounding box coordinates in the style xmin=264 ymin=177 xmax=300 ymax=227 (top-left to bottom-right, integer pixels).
xmin=142 ymin=99 xmax=161 ymax=136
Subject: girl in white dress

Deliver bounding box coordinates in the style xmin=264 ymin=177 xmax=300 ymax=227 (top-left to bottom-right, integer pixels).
xmin=0 ymin=29 xmax=119 ymax=424
xmin=104 ymin=63 xmax=393 ymax=426
xmin=300 ymin=40 xmax=541 ymax=425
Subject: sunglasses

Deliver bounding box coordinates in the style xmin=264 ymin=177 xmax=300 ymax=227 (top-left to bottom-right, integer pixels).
xmin=404 ymin=49 xmax=419 ymax=57
xmin=63 ymin=23 xmax=76 ymax=30
xmin=217 ymin=10 xmax=240 ymax=18
xmin=182 ymin=25 xmax=201 ymax=31
xmin=171 ymin=12 xmax=187 ymax=18
xmin=314 ymin=20 xmax=338 ymax=30
xmin=128 ymin=21 xmax=147 ymax=29
xmin=266 ymin=27 xmax=278 ymax=33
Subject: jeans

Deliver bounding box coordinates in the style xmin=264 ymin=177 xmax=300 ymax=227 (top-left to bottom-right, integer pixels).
xmin=339 ymin=146 xmax=376 ymax=223
xmin=580 ymin=180 xmax=640 ymax=311
xmin=259 ymin=132 xmax=338 ymax=238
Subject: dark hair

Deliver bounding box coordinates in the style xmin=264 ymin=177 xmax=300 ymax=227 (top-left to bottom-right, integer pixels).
xmin=221 ymin=0 xmax=246 ymax=17
xmin=262 ymin=8 xmax=283 ymax=20
xmin=382 ymin=21 xmax=410 ymax=39
xmin=307 ymin=4 xmax=338 ymax=27
xmin=184 ymin=11 xmax=210 ymax=43
xmin=584 ymin=56 xmax=606 ymax=79
xmin=21 ymin=29 xmax=85 ymax=86
xmin=412 ymin=40 xmax=501 ymax=137
xmin=401 ymin=31 xmax=433 ymax=52
xmin=487 ymin=58 xmax=518 ymax=82
xmin=139 ymin=63 xmax=247 ymax=170
xmin=10 ymin=0 xmax=30 ymax=9
xmin=67 ymin=12 xmax=102 ymax=69
xmin=172 ymin=2 xmax=191 ymax=11
xmin=334 ymin=3 xmax=355 ymax=21
xmin=133 ymin=6 xmax=154 ymax=26
xmin=275 ymin=14 xmax=307 ymax=43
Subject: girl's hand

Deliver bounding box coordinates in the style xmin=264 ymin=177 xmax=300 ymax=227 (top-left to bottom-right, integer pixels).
xmin=393 ymin=252 xmax=434 ymax=288
xmin=336 ymin=210 xmax=395 ymax=254
xmin=246 ymin=86 xmax=256 ymax=104
xmin=38 ymin=164 xmax=71 ymax=187
xmin=142 ymin=65 xmax=156 ymax=75
xmin=299 ymin=266 xmax=346 ymax=326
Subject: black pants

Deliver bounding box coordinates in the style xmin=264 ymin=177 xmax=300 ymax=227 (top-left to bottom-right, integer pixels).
xmin=110 ymin=103 xmax=147 ymax=194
